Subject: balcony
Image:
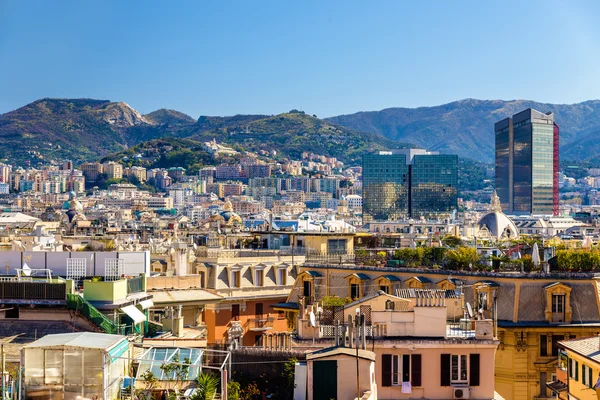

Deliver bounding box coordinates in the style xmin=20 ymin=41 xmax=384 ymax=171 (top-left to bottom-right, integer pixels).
xmin=305 ymin=252 xmax=356 ymax=266
xmin=245 ymin=317 xmax=275 ymax=331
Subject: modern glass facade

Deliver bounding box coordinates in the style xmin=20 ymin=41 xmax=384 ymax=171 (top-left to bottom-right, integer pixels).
xmin=494 ymin=109 xmax=558 ymax=215
xmin=362 ymin=150 xmax=458 ymax=221
xmin=410 ymin=154 xmax=458 ymax=218
xmin=362 ymin=153 xmax=409 ymax=222
xmin=495 ymin=118 xmax=512 ymax=212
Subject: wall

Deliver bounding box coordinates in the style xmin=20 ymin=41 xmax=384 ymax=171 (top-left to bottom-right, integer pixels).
xmin=1 ymin=250 xmax=150 ymax=276
xmin=307 ymin=352 xmax=374 ymax=400
xmin=495 ymin=326 xmax=600 ymax=400
xmin=204 ymin=298 xmax=289 ymax=346
xmin=83 ymin=279 xmax=128 ymax=303
xmin=147 ymin=275 xmax=203 ymax=290
xmin=374 ymin=344 xmax=496 ymax=400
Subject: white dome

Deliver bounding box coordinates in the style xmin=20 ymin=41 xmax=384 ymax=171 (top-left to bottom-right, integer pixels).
xmin=478 ymin=211 xmax=519 ymax=239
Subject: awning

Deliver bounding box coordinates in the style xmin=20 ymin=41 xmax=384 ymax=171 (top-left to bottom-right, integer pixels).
xmin=546 ymin=380 xmax=567 ymax=395
xmin=120 ymin=305 xmax=146 ymax=324
xmin=139 ymin=299 xmax=154 ymax=310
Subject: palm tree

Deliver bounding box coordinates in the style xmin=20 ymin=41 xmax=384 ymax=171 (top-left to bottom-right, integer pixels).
xmin=191 ymin=372 xmax=220 ymax=400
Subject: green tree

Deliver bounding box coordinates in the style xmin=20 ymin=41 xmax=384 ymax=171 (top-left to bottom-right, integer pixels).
xmin=394 ymin=248 xmax=424 ymax=267
xmin=446 ymin=247 xmax=481 ymax=270
xmin=442 ymin=235 xmax=463 ymax=248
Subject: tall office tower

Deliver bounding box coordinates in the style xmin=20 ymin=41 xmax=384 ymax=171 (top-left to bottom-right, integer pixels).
xmin=362 ymin=149 xmax=457 ymax=222
xmin=495 ymin=109 xmax=559 ymax=215
xmin=410 ymin=153 xmax=458 ymax=218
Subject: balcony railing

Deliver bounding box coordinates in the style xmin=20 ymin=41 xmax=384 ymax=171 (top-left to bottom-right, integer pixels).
xmin=199 ymin=248 xmax=307 ymax=258
xmin=305 ymin=252 xmax=356 ymax=266
xmin=245 ymin=317 xmax=275 ymax=330
xmin=0 ymin=281 xmax=66 ymax=301
xmin=446 ymin=321 xmax=476 ymax=339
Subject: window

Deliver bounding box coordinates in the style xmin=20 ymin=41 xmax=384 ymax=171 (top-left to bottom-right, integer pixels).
xmin=303 ymin=280 xmax=312 ymax=298
xmin=382 ymin=354 xmax=421 ymax=387
xmin=278 ymin=268 xmax=287 ymax=286
xmin=379 ymin=284 xmax=390 ymax=294
xmin=254 ymin=270 xmax=263 ymax=286
xmin=350 ymin=283 xmax=360 ymax=299
xmin=327 ymin=239 xmax=346 ymax=254
xmin=391 ymin=355 xmax=411 ymax=385
xmin=551 ymin=335 xmax=564 ymax=357
xmin=582 ymin=364 xmax=593 ymax=387
xmin=540 ymin=334 xmax=548 ymax=356
xmin=569 ymin=358 xmax=579 ymax=381
xmin=552 ymin=295 xmax=565 ymax=313
xmin=231 ymin=271 xmax=241 ymax=288
xmin=451 ymin=355 xmax=468 ymax=383
xmin=232 ymin=304 xmax=240 ymax=321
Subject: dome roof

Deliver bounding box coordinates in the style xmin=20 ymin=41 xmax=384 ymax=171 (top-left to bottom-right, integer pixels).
xmin=220 ymin=211 xmax=242 ymax=225
xmin=478 ymin=211 xmax=518 ymax=239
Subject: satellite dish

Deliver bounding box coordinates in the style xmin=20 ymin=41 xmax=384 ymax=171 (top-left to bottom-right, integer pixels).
xmin=309 ymin=311 xmax=316 ymax=327
xmin=466 ymin=302 xmax=474 ymax=319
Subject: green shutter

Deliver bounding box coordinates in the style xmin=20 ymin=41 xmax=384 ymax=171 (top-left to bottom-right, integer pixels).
xmin=575 ymin=361 xmax=579 ymax=381
xmin=589 ymin=365 xmax=593 ymax=388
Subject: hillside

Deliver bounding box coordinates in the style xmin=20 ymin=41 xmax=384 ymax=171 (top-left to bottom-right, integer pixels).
xmin=143 ymin=109 xmax=196 ymax=125
xmin=0 ymin=99 xmax=398 ymax=166
xmin=0 ymin=98 xmax=157 ymax=165
xmin=327 ymin=99 xmax=600 ymax=162
xmin=188 ymin=110 xmax=400 ymax=164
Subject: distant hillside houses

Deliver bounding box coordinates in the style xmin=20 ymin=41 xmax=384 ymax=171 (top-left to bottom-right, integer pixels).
xmin=202 ymin=139 xmax=238 ymax=157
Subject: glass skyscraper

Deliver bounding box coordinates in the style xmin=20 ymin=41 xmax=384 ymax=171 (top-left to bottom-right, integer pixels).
xmin=494 ymin=108 xmax=559 ymax=215
xmin=362 ymin=149 xmax=458 ymax=222
xmin=362 ymin=152 xmax=409 ymax=222
xmin=411 ymin=154 xmax=458 ymax=218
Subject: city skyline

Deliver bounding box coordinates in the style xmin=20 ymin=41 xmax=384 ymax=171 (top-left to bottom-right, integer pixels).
xmin=2 ymin=1 xmax=600 ymax=117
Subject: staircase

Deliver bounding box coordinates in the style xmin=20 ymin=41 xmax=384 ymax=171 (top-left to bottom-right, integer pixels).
xmin=66 ymin=293 xmax=120 ymax=334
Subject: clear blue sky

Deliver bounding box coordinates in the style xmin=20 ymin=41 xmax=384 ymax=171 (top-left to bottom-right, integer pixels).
xmin=1 ymin=0 xmax=599 ymax=118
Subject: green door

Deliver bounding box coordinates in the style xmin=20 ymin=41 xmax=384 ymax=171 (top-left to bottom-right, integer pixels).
xmin=313 ymin=360 xmax=337 ymax=400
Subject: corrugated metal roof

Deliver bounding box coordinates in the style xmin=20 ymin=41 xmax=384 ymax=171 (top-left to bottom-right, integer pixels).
xmin=23 ymin=332 xmax=126 ymax=351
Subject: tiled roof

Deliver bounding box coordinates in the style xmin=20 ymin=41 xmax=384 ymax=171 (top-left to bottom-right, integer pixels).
xmin=560 ymin=336 xmax=600 ymax=363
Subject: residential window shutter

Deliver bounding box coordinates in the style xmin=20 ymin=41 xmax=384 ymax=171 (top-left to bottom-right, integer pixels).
xmin=411 ymin=354 xmax=422 ymax=387
xmin=575 ymin=361 xmax=579 ymax=381
xmin=589 ymin=366 xmax=593 ymax=388
xmin=469 ymin=354 xmax=480 ymax=386
xmin=402 ymin=354 xmax=411 ymax=382
xmin=441 ymin=354 xmax=451 ymax=386
xmin=382 ymin=354 xmax=392 ymax=387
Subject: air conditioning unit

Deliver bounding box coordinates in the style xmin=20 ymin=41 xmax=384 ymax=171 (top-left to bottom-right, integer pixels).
xmin=453 ymin=386 xmax=471 ymax=399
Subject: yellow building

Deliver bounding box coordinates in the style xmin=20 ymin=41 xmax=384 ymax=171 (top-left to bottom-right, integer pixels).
xmin=286 ymin=264 xmax=600 ymax=400
xmin=547 ymin=336 xmax=600 ymax=400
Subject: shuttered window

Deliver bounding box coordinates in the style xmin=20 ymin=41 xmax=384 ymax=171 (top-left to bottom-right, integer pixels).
xmin=382 ymin=354 xmax=421 ymax=387
xmin=469 ymin=354 xmax=480 ymax=386
xmin=441 ymin=354 xmax=451 ymax=386
xmin=411 ymin=354 xmax=422 ymax=387
xmin=382 ymin=354 xmax=392 ymax=387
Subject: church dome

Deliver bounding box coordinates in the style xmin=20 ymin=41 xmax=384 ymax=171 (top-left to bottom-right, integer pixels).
xmin=478 ymin=212 xmax=519 ymax=239
xmin=477 ymin=191 xmax=519 ymax=239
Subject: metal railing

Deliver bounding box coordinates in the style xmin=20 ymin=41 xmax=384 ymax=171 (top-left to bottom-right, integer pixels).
xmin=446 ymin=321 xmax=476 ymax=339
xmin=245 ymin=317 xmax=275 ymax=330
xmin=0 ymin=281 xmax=66 ymax=300
xmin=66 ymin=293 xmax=119 ymax=334
xmin=305 ymin=252 xmax=356 ymax=266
